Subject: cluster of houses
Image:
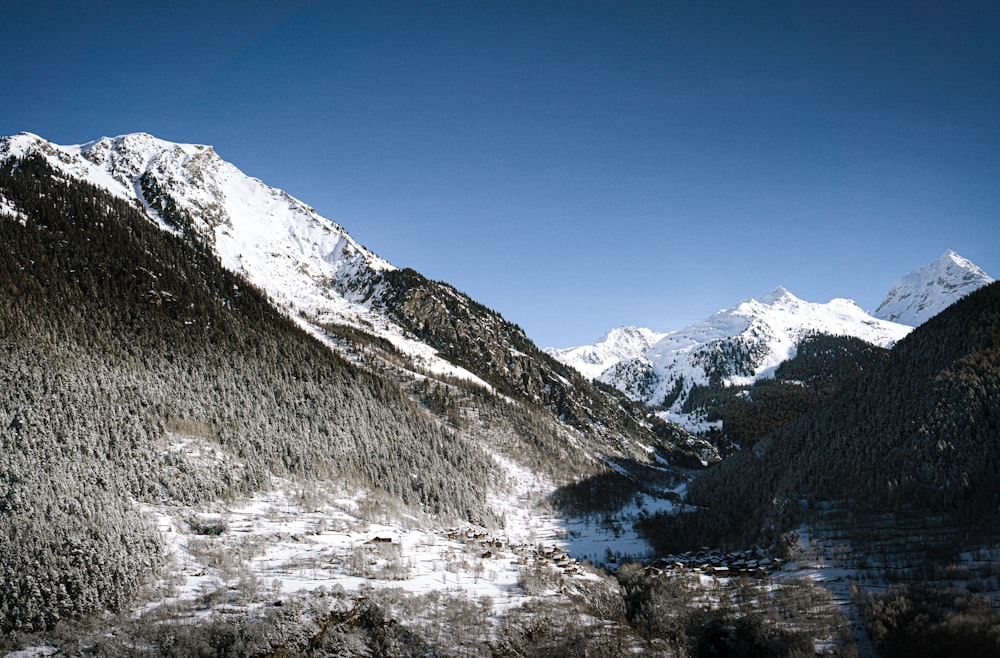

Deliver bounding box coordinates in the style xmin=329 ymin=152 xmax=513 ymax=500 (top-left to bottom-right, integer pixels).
xmin=444 ymin=528 xmax=584 ymax=577
xmin=438 ymin=528 xmax=790 ymax=581
xmin=643 ymin=547 xmax=784 ymax=579
xmin=531 ymin=544 xmax=581 ymax=575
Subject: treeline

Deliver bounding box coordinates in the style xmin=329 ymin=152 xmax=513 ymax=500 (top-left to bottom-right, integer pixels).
xmin=642 ymin=282 xmax=1000 ymax=554
xmin=374 ymin=267 xmax=691 ymax=463
xmin=2 ymin=564 xmax=856 ymax=657
xmin=682 ymin=333 xmax=889 ymax=449
xmin=862 ymin=583 xmax=1000 ymax=657
xmin=0 ymin=155 xmax=502 ymax=631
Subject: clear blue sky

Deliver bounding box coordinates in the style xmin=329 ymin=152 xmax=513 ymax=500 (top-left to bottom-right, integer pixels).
xmin=3 ymin=1 xmax=998 ymax=347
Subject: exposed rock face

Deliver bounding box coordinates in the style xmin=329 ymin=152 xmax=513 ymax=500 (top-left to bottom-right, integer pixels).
xmin=375 ymin=268 xmax=670 ymax=457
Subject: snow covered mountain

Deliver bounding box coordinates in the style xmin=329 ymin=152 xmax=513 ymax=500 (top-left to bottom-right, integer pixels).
xmin=0 ymin=131 xmax=481 ymax=380
xmin=0 ymin=131 xmax=695 ymax=461
xmin=2 ymin=132 xmax=392 ymax=305
xmin=550 ymin=251 xmax=993 ymax=421
xmin=597 ymin=287 xmax=912 ymax=412
xmin=543 ymin=326 xmax=667 ymax=380
xmin=2 ymin=143 xmax=709 ymax=648
xmin=874 ymin=250 xmax=993 ymax=326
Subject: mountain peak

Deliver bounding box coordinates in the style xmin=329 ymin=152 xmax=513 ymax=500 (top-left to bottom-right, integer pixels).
xmin=939 ymin=249 xmax=980 ymax=271
xmin=759 ymin=285 xmax=798 ymax=305
xmin=2 ymin=131 xmax=60 ymax=159
xmin=545 ymin=325 xmax=667 ymax=380
xmin=597 ymin=325 xmax=660 ymax=344
xmin=1 ymin=130 xmax=396 ymax=326
xmin=874 ymin=250 xmax=993 ymax=326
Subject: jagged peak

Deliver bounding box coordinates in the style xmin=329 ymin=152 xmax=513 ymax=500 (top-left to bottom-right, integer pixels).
xmin=597 ymin=325 xmax=661 ymax=343
xmin=83 ymin=132 xmax=212 ymax=153
xmin=759 ymin=285 xmax=799 ymax=305
xmin=874 ymin=250 xmax=992 ymax=326
xmin=936 ymin=249 xmax=983 ymax=273
xmin=78 ymin=133 xmax=217 ymax=171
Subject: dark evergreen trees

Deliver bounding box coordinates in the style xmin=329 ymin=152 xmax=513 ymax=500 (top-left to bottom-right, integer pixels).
xmin=0 ymin=155 xmax=500 ymax=631
xmin=644 ymin=281 xmax=1000 ymax=553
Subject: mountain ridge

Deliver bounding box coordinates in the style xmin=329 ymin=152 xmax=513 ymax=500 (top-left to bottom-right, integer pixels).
xmin=598 ymin=287 xmax=910 ymax=415
xmin=0 ymin=130 xmax=702 ymax=461
xmin=548 ymin=254 xmax=991 ymax=432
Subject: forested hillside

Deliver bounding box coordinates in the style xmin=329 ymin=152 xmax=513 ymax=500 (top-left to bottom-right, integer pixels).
xmin=0 ymin=154 xmax=502 ymax=631
xmin=8 ymin=145 xmax=986 ymax=655
xmin=683 ymin=334 xmax=891 ymax=450
xmin=375 ymin=268 xmax=703 ymax=465
xmin=644 ymin=281 xmax=1000 ymax=551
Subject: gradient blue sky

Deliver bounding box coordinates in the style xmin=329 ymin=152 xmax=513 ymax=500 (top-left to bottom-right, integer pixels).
xmin=3 ymin=1 xmax=998 ymax=347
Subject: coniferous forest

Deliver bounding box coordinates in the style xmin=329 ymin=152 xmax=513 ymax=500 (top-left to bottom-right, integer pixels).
xmin=642 ymin=279 xmax=1000 ymax=555
xmin=0 ymin=154 xmax=502 ymax=631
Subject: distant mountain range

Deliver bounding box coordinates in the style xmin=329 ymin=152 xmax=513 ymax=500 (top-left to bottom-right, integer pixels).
xmin=544 ymin=326 xmax=667 ymax=380
xmin=665 ymin=277 xmax=1000 ymax=548
xmin=548 ymin=251 xmax=993 ymax=423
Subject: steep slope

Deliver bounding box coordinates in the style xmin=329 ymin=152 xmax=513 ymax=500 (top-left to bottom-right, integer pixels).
xmin=0 ymin=152 xmax=502 ymax=632
xmin=2 ymin=132 xmax=442 ymax=368
xmin=0 ymin=132 xmax=691 ymax=462
xmin=373 ymin=268 xmax=703 ymax=464
xmin=874 ymin=249 xmax=993 ymax=326
xmin=600 ymin=286 xmax=910 ymax=411
xmin=544 ymin=326 xmax=667 ymax=380
xmin=0 ymin=132 xmax=443 ymax=373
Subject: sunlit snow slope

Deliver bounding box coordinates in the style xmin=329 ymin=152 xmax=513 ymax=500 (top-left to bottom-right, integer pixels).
xmin=576 ymin=287 xmax=912 ymax=412
xmin=874 ymin=250 xmax=994 ymax=326
xmin=544 ymin=326 xmax=667 ymax=380
xmin=0 ymin=131 xmax=482 ymax=380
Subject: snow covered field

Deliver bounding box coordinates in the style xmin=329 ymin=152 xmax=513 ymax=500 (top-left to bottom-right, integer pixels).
xmin=134 ymin=452 xmax=681 ymax=627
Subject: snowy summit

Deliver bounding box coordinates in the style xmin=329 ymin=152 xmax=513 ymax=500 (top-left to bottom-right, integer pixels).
xmin=874 ymin=250 xmax=994 ymax=327
xmin=0 ymin=131 xmax=492 ymax=383
xmin=543 ymin=326 xmax=667 ymax=380
xmin=549 ymin=285 xmax=913 ymax=421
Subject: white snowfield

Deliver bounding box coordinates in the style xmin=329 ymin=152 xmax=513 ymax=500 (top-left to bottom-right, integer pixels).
xmin=137 ymin=453 xmax=667 ymax=623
